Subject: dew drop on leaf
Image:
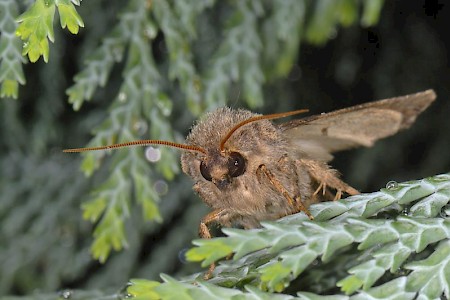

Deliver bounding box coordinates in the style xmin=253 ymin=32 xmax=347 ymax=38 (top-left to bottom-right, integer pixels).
xmin=59 ymin=289 xmax=73 ymax=299
xmin=145 ymin=146 xmax=161 ymax=162
xmin=118 ymin=92 xmax=127 ymax=102
xmin=153 ymin=180 xmax=168 ymax=196
xmin=401 ymin=207 xmax=410 ymax=216
xmin=144 ymin=25 xmax=157 ymax=39
xmin=385 ymin=180 xmax=399 ymax=190
xmin=439 ymin=206 xmax=450 ymax=218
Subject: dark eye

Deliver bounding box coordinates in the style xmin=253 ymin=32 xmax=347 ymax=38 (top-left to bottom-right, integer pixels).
xmin=200 ymin=160 xmax=212 ymax=181
xmin=228 ymin=152 xmax=246 ymax=178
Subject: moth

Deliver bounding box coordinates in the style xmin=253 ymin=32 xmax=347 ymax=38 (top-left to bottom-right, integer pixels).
xmin=64 ymin=90 xmax=435 ymax=241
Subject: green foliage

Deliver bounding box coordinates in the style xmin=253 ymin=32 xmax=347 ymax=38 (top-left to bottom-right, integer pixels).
xmin=127 ymin=173 xmax=450 ymax=299
xmin=0 ymin=0 xmax=83 ymax=98
xmin=0 ymin=154 xmax=93 ymax=293
xmin=15 ymin=0 xmax=84 ymax=63
xmin=56 ymin=0 xmax=84 ymax=34
xmin=16 ymin=0 xmax=55 ymax=63
xmin=128 ymin=275 xmax=300 ymax=300
xmin=0 ymin=0 xmax=25 ymax=98
xmin=305 ymin=0 xmax=383 ymax=44
xmin=1 ymin=289 xmax=120 ymax=300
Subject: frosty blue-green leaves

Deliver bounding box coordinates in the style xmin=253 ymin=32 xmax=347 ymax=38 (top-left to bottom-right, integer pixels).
xmin=128 ymin=276 xmax=303 ymax=300
xmin=85 ymin=170 xmax=131 ymax=263
xmin=74 ymin=1 xmax=178 ymax=263
xmin=125 ymin=174 xmax=450 ymax=298
xmin=183 ymin=173 xmax=450 ymax=296
xmin=0 ymin=1 xmax=25 ymax=99
xmin=405 ymin=240 xmax=450 ymax=299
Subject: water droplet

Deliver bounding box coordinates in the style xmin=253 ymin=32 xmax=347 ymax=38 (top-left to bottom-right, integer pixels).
xmin=385 ymin=180 xmax=399 ymax=190
xmin=133 ymin=120 xmax=148 ymax=135
xmin=153 ymin=180 xmax=168 ymax=196
xmin=444 ymin=207 xmax=450 ymax=216
xmin=178 ymin=248 xmax=189 ymax=264
xmin=59 ymin=290 xmax=73 ymax=299
xmin=401 ymin=207 xmax=410 ymax=216
xmin=145 ymin=147 xmax=161 ymax=162
xmin=118 ymin=92 xmax=127 ymax=102
xmin=439 ymin=206 xmax=450 ymax=218
xmin=394 ymin=268 xmax=408 ymax=276
xmin=144 ymin=25 xmax=157 ymax=39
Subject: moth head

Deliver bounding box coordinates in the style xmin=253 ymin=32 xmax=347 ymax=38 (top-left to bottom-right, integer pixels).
xmin=63 ymin=108 xmax=307 ymax=191
xmin=195 ymin=149 xmax=246 ymax=190
xmin=181 ymin=107 xmax=308 ymax=190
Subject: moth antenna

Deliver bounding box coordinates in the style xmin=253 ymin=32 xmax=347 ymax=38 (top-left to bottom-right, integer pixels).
xmin=63 ymin=140 xmax=207 ymax=155
xmin=220 ymin=109 xmax=309 ymax=151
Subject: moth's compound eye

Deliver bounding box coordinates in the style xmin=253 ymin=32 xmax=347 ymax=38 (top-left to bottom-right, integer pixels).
xmin=200 ymin=160 xmax=212 ymax=181
xmin=228 ymin=152 xmax=246 ymax=178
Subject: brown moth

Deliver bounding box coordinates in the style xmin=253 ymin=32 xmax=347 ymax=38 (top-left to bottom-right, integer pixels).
xmin=64 ymin=89 xmax=435 ymax=242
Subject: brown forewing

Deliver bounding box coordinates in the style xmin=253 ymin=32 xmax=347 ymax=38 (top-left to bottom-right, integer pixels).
xmin=279 ymin=90 xmax=436 ymax=162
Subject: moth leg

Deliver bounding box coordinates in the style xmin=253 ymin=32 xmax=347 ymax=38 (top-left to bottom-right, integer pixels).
xmin=199 ymin=209 xmax=225 ymax=239
xmin=258 ymin=164 xmax=314 ymax=220
xmin=198 ymin=209 xmax=231 ymax=280
xmin=314 ymin=182 xmax=341 ymax=200
xmin=299 ymin=159 xmax=359 ymax=200
xmin=313 ymin=182 xmax=327 ymax=196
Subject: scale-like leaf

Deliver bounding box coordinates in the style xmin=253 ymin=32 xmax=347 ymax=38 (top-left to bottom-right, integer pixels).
xmin=183 ymin=174 xmax=450 ymax=294
xmin=405 ymin=240 xmax=450 ymax=299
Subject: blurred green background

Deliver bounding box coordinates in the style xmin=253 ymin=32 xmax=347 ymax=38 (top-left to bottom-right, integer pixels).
xmin=1 ymin=0 xmax=449 ymax=297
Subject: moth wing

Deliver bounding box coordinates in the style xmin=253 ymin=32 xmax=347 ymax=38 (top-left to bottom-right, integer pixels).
xmin=280 ymin=90 xmax=436 ymax=162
